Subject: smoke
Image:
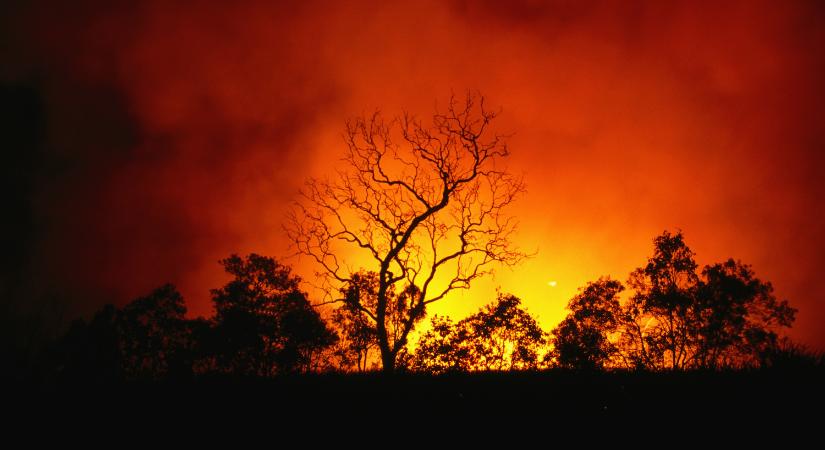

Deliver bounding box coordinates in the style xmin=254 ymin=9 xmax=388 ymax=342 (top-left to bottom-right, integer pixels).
xmin=1 ymin=0 xmax=346 ymax=318
xmin=1 ymin=0 xmax=824 ymax=346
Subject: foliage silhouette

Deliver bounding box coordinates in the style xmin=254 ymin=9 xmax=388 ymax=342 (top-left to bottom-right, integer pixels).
xmin=693 ymin=259 xmax=796 ymax=368
xmin=410 ymin=315 xmax=471 ymax=373
xmin=412 ymin=293 xmax=546 ymax=373
xmin=545 ymin=231 xmax=797 ymax=371
xmin=756 ymin=340 xmax=824 ymax=370
xmin=51 ymin=285 xmax=192 ymax=381
xmin=287 ymin=92 xmax=527 ymax=372
xmin=549 ymin=278 xmax=624 ymax=370
xmin=52 ymin=304 xmax=122 ymax=382
xmin=43 ymin=230 xmax=805 ymax=382
xmin=205 ymin=254 xmax=337 ymax=375
xmin=329 ymin=270 xmax=425 ymax=371
xmin=116 ymin=284 xmax=193 ymax=379
xmin=620 ymin=231 xmax=701 ymax=369
xmin=329 ymin=294 xmax=377 ymax=371
xmin=49 ymin=255 xmax=337 ymax=380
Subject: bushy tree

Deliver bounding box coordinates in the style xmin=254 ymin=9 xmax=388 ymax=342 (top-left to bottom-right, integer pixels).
xmin=693 ymin=259 xmax=795 ymax=368
xmin=117 ymin=284 xmax=191 ymax=379
xmin=621 ymin=231 xmax=700 ymax=369
xmin=206 ymin=254 xmax=336 ymax=375
xmin=619 ymin=231 xmax=795 ymax=370
xmin=412 ymin=293 xmax=546 ymax=373
xmin=51 ymin=284 xmax=193 ymax=381
xmin=549 ymin=278 xmax=624 ymax=370
xmin=411 ymin=315 xmax=473 ymax=373
xmin=51 ymin=304 xmax=122 ymax=382
xmin=329 ymin=271 xmax=425 ymax=371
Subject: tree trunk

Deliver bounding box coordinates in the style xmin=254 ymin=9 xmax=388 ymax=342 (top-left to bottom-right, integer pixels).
xmin=376 ymin=270 xmax=396 ymax=374
xmin=381 ymin=349 xmax=396 ymax=374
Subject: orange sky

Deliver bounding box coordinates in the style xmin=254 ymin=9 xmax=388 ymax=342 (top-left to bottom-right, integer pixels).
xmin=3 ymin=0 xmax=824 ymax=348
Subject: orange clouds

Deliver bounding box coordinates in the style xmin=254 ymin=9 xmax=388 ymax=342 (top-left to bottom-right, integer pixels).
xmin=3 ymin=0 xmax=823 ymax=346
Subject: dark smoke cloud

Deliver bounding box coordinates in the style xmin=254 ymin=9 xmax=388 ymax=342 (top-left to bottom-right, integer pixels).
xmin=2 ymin=0 xmax=824 ymax=347
xmin=1 ymin=0 xmax=342 ymax=318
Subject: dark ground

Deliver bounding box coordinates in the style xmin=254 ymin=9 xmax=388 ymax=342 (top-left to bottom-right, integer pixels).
xmin=9 ymin=369 xmax=824 ymax=425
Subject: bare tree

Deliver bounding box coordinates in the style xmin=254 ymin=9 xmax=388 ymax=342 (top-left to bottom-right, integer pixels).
xmin=287 ymin=92 xmax=526 ymax=373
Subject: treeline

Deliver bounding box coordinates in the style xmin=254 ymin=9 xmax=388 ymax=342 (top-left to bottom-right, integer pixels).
xmin=35 ymin=231 xmax=822 ymax=381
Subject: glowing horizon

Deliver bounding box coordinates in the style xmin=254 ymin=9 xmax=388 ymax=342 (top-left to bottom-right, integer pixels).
xmin=3 ymin=0 xmax=823 ymax=349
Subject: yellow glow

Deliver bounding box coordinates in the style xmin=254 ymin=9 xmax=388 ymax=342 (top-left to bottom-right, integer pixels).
xmin=548 ymin=280 xmax=557 ymax=287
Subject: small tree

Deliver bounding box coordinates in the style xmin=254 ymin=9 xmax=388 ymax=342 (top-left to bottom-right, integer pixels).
xmin=207 ymin=254 xmax=336 ymax=375
xmin=549 ymin=278 xmax=624 ymax=370
xmin=329 ymin=293 xmax=377 ymax=372
xmin=410 ymin=315 xmax=472 ymax=373
xmin=288 ymin=92 xmax=526 ymax=373
xmin=622 ymin=231 xmax=700 ymax=370
xmin=330 ymin=270 xmax=424 ymax=371
xmin=412 ymin=293 xmax=546 ymax=373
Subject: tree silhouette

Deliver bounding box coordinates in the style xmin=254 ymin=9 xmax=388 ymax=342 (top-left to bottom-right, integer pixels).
xmin=329 ymin=271 xmax=425 ymax=371
xmin=117 ymin=284 xmax=191 ymax=379
xmin=619 ymin=231 xmax=796 ymax=370
xmin=413 ymin=293 xmax=546 ymax=373
xmin=329 ymin=294 xmax=377 ymax=371
xmin=620 ymin=231 xmax=701 ymax=369
xmin=693 ymin=259 xmax=796 ymax=368
xmin=288 ymin=92 xmax=526 ymax=373
xmin=206 ymin=254 xmax=337 ymax=375
xmin=549 ymin=278 xmax=624 ymax=370
xmin=51 ymin=285 xmax=193 ymax=381
xmin=410 ymin=315 xmax=472 ymax=373
xmin=52 ymin=304 xmax=121 ymax=382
